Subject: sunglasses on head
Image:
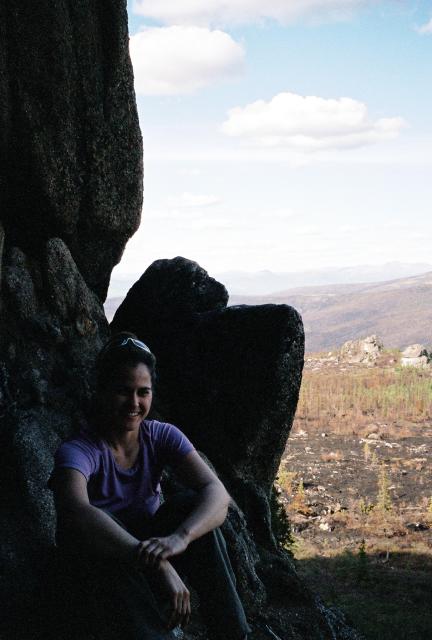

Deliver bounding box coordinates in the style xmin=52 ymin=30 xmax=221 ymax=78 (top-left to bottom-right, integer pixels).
xmin=119 ymin=337 xmax=151 ymax=353
xmin=100 ymin=336 xmax=151 ymax=357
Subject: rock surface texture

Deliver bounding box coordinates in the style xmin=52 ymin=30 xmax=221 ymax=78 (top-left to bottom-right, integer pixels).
xmin=1 ymin=0 xmax=142 ymax=300
xmin=0 ymin=1 xmax=141 ymax=635
xmin=339 ymin=335 xmax=384 ymax=365
xmin=1 ymin=3 xmax=361 ymax=639
xmin=401 ymin=344 xmax=431 ymax=368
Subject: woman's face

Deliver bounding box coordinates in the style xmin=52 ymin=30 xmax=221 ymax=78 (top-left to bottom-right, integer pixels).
xmin=100 ymin=363 xmax=153 ymax=435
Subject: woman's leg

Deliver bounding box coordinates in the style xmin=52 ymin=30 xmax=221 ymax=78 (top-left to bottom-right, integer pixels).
xmin=55 ymin=526 xmax=176 ymax=639
xmin=149 ymin=492 xmax=251 ymax=640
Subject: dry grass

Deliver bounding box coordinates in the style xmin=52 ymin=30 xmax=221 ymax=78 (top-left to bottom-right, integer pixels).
xmin=276 ymin=466 xmax=297 ymax=495
xmin=291 ymin=484 xmax=432 ymax=638
xmin=295 ymin=545 xmax=432 ymax=639
xmin=295 ymin=363 xmax=432 ymax=436
xmin=284 ymin=358 xmax=432 ymax=638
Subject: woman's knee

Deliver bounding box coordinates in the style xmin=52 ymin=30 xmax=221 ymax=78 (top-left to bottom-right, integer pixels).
xmin=151 ymin=490 xmax=199 ymax=535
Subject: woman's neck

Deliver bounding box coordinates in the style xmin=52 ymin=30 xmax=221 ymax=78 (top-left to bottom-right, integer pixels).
xmin=105 ymin=429 xmax=140 ymax=470
xmin=104 ymin=428 xmax=139 ymax=453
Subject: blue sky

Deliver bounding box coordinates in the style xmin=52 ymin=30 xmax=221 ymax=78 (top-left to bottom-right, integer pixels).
xmin=109 ymin=0 xmax=432 ymax=296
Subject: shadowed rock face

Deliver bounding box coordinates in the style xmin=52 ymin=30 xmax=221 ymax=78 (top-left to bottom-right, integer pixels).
xmin=111 ymin=258 xmax=362 ymax=639
xmin=112 ymin=258 xmax=303 ymax=500
xmin=0 ymin=0 xmax=141 ymax=633
xmin=0 ymin=0 xmax=142 ymax=300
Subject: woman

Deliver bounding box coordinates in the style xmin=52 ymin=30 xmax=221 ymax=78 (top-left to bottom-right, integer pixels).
xmin=50 ymin=332 xmax=250 ymax=640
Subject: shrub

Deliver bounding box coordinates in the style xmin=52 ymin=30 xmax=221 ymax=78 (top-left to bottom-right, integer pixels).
xmin=427 ymin=497 xmax=432 ymax=523
xmin=290 ymin=478 xmax=310 ymax=515
xmin=377 ymin=465 xmax=392 ymax=512
xmin=276 ymin=465 xmax=297 ymax=494
xmin=356 ymin=539 xmax=369 ymax=582
xmin=358 ymin=498 xmax=374 ymax=515
xmin=270 ymin=485 xmax=295 ymax=551
xmin=363 ymin=442 xmax=371 ymax=462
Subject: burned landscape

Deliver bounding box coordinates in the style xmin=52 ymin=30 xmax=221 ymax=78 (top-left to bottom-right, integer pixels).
xmin=278 ymin=349 xmax=432 ymax=639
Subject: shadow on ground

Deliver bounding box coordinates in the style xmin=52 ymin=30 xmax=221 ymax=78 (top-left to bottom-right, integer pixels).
xmin=295 ymin=550 xmax=432 ymax=640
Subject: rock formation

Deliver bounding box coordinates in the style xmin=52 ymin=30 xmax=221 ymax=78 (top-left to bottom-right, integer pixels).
xmin=0 ymin=1 xmax=141 ymax=635
xmin=339 ymin=335 xmax=383 ymax=365
xmin=1 ymin=3 xmax=361 ymax=639
xmin=0 ymin=0 xmax=142 ymax=300
xmin=111 ymin=258 xmax=304 ymax=542
xmin=111 ymin=257 xmax=362 ymax=639
xmin=401 ymin=344 xmax=431 ymax=368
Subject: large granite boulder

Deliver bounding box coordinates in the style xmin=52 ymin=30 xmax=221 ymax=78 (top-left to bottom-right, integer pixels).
xmin=1 ymin=238 xmax=110 ymax=633
xmin=0 ymin=0 xmax=142 ymax=300
xmin=339 ymin=335 xmax=383 ymax=365
xmin=0 ymin=1 xmax=141 ymax=634
xmin=112 ymin=257 xmax=362 ymax=639
xmin=112 ymin=258 xmax=303 ymax=503
xmin=401 ymin=344 xmax=430 ymax=367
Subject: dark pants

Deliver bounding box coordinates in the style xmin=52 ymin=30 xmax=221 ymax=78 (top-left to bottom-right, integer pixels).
xmin=56 ymin=492 xmax=250 ymax=640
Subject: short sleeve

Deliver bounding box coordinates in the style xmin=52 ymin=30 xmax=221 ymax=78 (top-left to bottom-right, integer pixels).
xmin=152 ymin=422 xmax=195 ymax=468
xmin=51 ymin=437 xmax=98 ymax=483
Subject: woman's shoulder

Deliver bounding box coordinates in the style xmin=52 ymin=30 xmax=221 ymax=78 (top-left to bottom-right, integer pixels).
xmin=63 ymin=426 xmax=104 ymax=446
xmin=52 ymin=428 xmax=106 ymax=483
xmin=141 ymin=420 xmax=194 ymax=457
xmin=141 ymin=419 xmax=181 ymax=438
xmin=56 ymin=427 xmax=107 ymax=460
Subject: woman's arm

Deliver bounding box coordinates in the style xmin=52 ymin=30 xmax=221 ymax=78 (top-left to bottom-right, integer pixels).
xmin=138 ymin=450 xmax=231 ymax=566
xmin=53 ymin=468 xmax=191 ymax=629
xmin=53 ymin=468 xmax=140 ymax=561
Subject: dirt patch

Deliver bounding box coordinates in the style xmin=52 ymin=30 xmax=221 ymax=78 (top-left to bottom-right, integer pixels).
xmin=278 ymin=426 xmax=432 ymax=639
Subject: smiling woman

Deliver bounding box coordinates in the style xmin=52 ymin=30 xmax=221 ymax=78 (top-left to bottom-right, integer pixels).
xmin=103 ymin=363 xmax=153 ymax=435
xmin=49 ymin=333 xmax=250 ymax=640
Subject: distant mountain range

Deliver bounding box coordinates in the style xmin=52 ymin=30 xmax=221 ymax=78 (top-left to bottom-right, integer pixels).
xmin=105 ymin=263 xmax=432 ymax=352
xmin=216 ymin=262 xmax=432 ymax=295
xmin=229 ymin=271 xmax=432 ymax=352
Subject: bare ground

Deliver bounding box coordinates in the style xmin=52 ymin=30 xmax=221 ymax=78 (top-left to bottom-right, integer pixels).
xmin=278 ymin=406 xmax=432 ymax=639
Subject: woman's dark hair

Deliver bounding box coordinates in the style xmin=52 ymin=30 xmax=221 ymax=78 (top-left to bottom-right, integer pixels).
xmin=96 ymin=332 xmax=157 ymax=389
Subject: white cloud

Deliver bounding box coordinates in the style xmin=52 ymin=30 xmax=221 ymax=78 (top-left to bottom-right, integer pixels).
xmin=129 ymin=26 xmax=245 ymax=95
xmin=294 ymin=224 xmax=322 ymax=236
xmin=165 ymin=192 xmax=221 ymax=208
xmin=220 ymin=92 xmax=406 ymax=151
xmin=266 ymin=208 xmax=296 ymax=220
xmin=178 ymin=168 xmax=201 ymax=176
xmin=133 ymin=0 xmax=373 ymax=26
xmin=417 ymin=17 xmax=432 ymax=34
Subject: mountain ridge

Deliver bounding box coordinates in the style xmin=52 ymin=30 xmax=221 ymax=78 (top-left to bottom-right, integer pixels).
xmin=216 ymin=262 xmax=432 ymax=295
xmin=229 ymin=271 xmax=432 ymax=352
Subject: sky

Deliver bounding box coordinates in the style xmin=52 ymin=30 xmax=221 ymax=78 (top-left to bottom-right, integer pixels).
xmin=109 ymin=0 xmax=432 ymax=296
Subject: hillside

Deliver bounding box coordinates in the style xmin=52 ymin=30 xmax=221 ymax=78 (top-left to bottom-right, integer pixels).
xmin=216 ymin=262 xmax=432 ymax=295
xmin=105 ymin=271 xmax=432 ymax=352
xmin=229 ymin=271 xmax=432 ymax=352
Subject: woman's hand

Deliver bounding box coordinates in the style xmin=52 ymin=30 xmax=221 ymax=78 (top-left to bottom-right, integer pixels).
xmin=138 ymin=532 xmax=190 ymax=567
xmin=157 ymin=560 xmax=191 ymax=629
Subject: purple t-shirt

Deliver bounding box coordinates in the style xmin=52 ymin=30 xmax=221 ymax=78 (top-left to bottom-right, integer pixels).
xmin=51 ymin=420 xmax=194 ymax=532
